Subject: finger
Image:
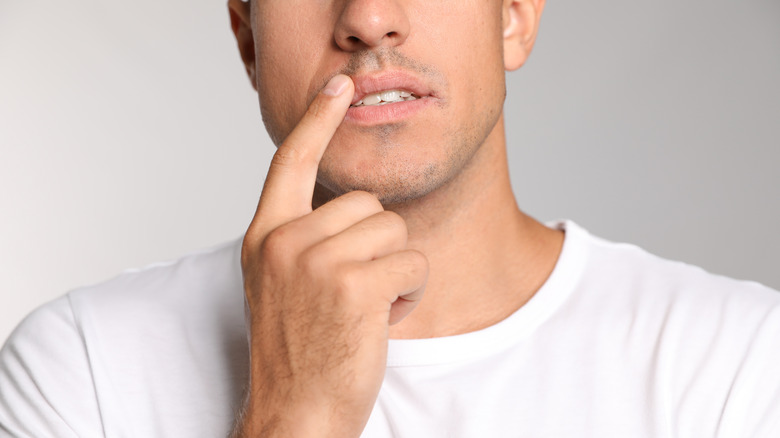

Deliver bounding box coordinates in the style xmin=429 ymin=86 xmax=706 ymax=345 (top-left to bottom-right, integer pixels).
xmin=311 ymin=211 xmax=408 ymax=263
xmin=365 ymin=250 xmax=429 ymax=325
xmin=250 ymin=74 xmax=354 ymax=236
xmin=278 ymin=191 xmax=384 ymax=249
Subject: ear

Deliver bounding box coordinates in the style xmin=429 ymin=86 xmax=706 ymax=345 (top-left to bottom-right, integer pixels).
xmin=502 ymin=0 xmax=546 ymax=71
xmin=228 ymin=0 xmax=257 ymax=90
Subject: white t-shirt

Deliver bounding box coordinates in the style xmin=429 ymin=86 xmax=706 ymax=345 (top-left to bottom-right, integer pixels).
xmin=2 ymin=221 xmax=779 ymax=437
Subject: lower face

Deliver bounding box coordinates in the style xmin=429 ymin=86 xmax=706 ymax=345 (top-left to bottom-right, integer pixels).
xmin=252 ymin=0 xmax=508 ymax=205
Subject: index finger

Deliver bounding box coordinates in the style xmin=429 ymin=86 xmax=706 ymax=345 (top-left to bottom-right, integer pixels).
xmin=253 ymin=74 xmax=354 ymax=233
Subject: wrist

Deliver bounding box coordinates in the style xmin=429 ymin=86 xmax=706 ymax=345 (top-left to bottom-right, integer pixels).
xmin=234 ymin=395 xmax=364 ymax=438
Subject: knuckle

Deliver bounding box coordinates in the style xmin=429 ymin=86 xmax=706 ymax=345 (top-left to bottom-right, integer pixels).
xmin=240 ymin=237 xmax=256 ymax=269
xmin=346 ymin=190 xmax=383 ymax=212
xmin=270 ymin=146 xmax=301 ymax=168
xmin=241 ymin=227 xmax=270 ymax=270
xmin=408 ymin=250 xmax=430 ymax=272
xmin=332 ymin=264 xmax=364 ymax=299
xmin=242 ymin=223 xmax=266 ymax=250
xmin=270 ymin=145 xmax=315 ymax=171
xmin=396 ymin=250 xmax=430 ymax=278
xmin=259 ymin=226 xmax=294 ymax=264
xmin=377 ymin=210 xmax=408 ymax=235
xmin=297 ymin=245 xmax=328 ymax=276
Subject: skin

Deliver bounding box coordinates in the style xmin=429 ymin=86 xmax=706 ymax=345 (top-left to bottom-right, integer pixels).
xmin=228 ymin=0 xmax=559 ymax=436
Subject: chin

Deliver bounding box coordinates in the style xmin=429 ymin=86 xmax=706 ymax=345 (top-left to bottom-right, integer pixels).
xmin=315 ymin=159 xmax=451 ymax=206
xmin=318 ymin=124 xmax=484 ymax=206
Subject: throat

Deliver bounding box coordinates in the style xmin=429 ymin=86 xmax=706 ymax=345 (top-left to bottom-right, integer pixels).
xmin=389 ymin=211 xmax=565 ymax=340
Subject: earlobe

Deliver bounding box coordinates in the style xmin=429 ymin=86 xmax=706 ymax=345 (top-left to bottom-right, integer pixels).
xmin=502 ymin=0 xmax=546 ymax=72
xmin=228 ymin=0 xmax=257 ymax=90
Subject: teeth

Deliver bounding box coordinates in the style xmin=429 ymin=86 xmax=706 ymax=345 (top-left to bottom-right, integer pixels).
xmin=362 ymin=94 xmax=382 ymax=106
xmin=381 ymin=90 xmax=401 ymax=102
xmin=351 ymin=90 xmax=419 ymax=107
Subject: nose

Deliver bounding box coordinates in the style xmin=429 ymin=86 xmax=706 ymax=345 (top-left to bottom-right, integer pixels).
xmin=334 ymin=0 xmax=410 ymax=51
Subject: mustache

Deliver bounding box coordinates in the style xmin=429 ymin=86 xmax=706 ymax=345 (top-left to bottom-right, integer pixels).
xmin=341 ymin=48 xmax=441 ymax=78
xmin=315 ymin=47 xmax=447 ymax=93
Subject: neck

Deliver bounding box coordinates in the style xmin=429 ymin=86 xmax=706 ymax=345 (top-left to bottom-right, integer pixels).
xmin=388 ymin=114 xmax=563 ymax=339
xmin=317 ymin=114 xmax=564 ymax=339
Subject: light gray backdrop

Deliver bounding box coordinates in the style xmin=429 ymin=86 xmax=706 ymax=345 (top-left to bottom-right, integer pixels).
xmin=1 ymin=0 xmax=778 ymax=342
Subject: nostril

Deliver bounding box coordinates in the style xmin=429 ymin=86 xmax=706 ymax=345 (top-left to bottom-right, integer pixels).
xmin=344 ymin=32 xmax=398 ymax=46
xmin=347 ymin=35 xmax=363 ymax=47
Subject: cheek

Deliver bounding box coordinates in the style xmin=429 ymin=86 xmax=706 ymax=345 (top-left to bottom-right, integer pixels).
xmin=253 ymin=5 xmax=332 ymax=145
xmin=421 ymin=4 xmax=506 ymax=108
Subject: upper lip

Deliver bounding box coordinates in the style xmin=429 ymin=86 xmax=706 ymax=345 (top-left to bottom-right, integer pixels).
xmin=349 ymin=70 xmax=434 ymax=105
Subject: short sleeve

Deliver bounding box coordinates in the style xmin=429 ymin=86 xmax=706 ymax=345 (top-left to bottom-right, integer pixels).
xmin=719 ymin=304 xmax=780 ymax=437
xmin=0 ymin=296 xmax=104 ymax=437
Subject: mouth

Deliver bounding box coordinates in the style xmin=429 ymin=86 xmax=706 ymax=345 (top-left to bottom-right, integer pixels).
xmin=344 ymin=71 xmax=436 ymax=124
xmin=350 ymin=90 xmax=423 ymax=107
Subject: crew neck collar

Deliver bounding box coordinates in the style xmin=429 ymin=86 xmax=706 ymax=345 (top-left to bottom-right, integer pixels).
xmin=385 ymin=220 xmax=589 ymax=367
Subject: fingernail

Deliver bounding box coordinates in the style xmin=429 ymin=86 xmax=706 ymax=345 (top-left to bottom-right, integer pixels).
xmin=322 ymin=74 xmax=350 ymax=97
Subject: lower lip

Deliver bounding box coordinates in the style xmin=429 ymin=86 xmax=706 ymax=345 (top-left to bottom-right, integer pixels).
xmin=345 ymin=97 xmax=434 ymax=125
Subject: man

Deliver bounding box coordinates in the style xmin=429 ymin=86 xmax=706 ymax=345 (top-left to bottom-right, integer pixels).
xmin=1 ymin=0 xmax=779 ymax=437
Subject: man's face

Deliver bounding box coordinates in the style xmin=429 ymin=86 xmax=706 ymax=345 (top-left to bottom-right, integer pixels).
xmin=250 ymin=0 xmax=509 ymax=205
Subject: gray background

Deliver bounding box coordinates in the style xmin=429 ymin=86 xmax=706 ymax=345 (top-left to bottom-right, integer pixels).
xmin=1 ymin=0 xmax=778 ymax=342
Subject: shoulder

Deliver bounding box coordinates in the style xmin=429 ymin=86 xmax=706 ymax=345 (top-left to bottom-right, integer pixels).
xmin=0 ymin=296 xmax=103 ymax=436
xmin=560 ymin=221 xmax=780 ymax=436
xmin=565 ymin=220 xmax=780 ymax=314
xmin=60 ymin=238 xmax=248 ymax=383
xmin=65 ymin=237 xmax=246 ymax=353
xmin=0 ymin=239 xmax=247 ymax=436
xmin=566 ymin=220 xmax=780 ymax=347
xmin=66 ymin=238 xmax=244 ymax=321
xmin=553 ymin=220 xmax=780 ymax=358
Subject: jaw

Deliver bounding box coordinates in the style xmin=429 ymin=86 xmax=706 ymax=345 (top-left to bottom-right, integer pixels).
xmin=314 ymin=103 xmax=506 ymax=212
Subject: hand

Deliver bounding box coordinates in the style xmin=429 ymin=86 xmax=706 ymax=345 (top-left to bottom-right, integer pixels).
xmin=235 ymin=75 xmax=429 ymax=438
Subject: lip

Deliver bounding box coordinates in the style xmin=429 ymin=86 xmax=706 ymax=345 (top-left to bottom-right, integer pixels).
xmin=345 ymin=70 xmax=437 ymax=125
xmin=350 ymin=71 xmax=434 ymax=104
